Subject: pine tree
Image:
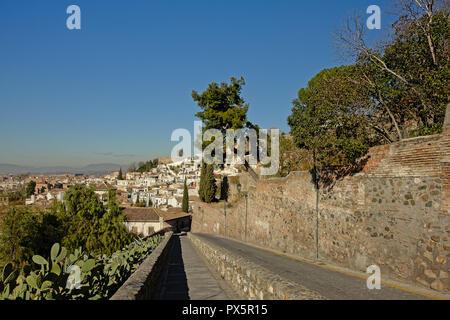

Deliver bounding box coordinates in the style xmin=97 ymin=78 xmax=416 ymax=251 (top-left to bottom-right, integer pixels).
xmin=117 ymin=168 xmax=123 ymax=180
xmin=204 ymin=164 xmax=217 ymax=203
xmin=182 ymin=178 xmax=189 ymax=213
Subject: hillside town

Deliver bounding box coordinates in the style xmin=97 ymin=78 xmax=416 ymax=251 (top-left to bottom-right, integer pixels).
xmin=0 ymin=156 xmax=242 ymax=237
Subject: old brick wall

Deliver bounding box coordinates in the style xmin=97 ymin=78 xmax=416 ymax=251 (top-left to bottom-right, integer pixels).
xmin=363 ymin=135 xmax=443 ymax=177
xmin=191 ymin=105 xmax=450 ymax=293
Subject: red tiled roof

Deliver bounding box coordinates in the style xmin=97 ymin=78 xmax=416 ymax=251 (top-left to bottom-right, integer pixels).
xmin=156 ymin=208 xmax=191 ymax=222
xmin=121 ymin=208 xmax=160 ymax=222
xmin=121 ymin=207 xmax=191 ymax=222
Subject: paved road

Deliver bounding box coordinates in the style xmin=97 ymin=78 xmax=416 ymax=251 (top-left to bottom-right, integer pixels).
xmin=156 ymin=235 xmax=232 ymax=300
xmin=195 ymin=233 xmax=436 ymax=300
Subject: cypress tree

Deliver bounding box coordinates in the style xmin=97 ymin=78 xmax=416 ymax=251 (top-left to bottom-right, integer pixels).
xmin=182 ymin=178 xmax=189 ymax=213
xmin=25 ymin=181 xmax=36 ymax=198
xmin=204 ymin=164 xmax=217 ymax=203
xmin=117 ymin=168 xmax=123 ymax=180
xmin=220 ymin=176 xmax=229 ymax=201
xmin=198 ymin=162 xmax=207 ymax=202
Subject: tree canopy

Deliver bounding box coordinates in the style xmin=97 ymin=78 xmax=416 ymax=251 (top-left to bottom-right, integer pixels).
xmin=335 ymin=0 xmax=449 ymax=140
xmin=25 ymin=181 xmax=36 ymax=198
xmin=288 ymin=1 xmax=449 ymax=168
xmin=288 ymin=66 xmax=373 ymax=167
xmin=193 ymin=77 xmax=252 ymax=134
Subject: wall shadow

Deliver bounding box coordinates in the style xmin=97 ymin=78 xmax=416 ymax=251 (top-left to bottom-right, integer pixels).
xmin=315 ymin=156 xmax=370 ymax=190
xmin=155 ymin=235 xmax=190 ymax=300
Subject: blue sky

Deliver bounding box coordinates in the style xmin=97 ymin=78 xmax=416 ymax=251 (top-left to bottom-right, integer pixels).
xmin=0 ymin=0 xmax=393 ymax=167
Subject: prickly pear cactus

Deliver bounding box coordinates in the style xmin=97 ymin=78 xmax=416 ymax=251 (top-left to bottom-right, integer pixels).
xmin=0 ymin=234 xmax=162 ymax=300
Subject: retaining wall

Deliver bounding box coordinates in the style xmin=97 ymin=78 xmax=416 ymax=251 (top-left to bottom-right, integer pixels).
xmin=188 ymin=232 xmax=325 ymax=300
xmin=110 ymin=231 xmax=174 ymax=300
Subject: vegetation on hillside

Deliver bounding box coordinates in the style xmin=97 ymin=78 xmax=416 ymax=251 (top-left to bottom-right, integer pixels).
xmin=128 ymin=159 xmax=159 ymax=173
xmin=0 ymin=185 xmax=133 ymax=268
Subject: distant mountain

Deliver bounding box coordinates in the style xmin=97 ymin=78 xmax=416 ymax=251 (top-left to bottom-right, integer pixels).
xmin=0 ymin=163 xmax=124 ymax=176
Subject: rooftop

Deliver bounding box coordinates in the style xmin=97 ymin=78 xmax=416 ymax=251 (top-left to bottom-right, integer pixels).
xmin=121 ymin=207 xmax=191 ymax=222
xmin=156 ymin=207 xmax=191 ymax=222
xmin=121 ymin=207 xmax=160 ymax=222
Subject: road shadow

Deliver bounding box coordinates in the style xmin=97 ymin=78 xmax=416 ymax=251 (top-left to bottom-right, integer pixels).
xmin=155 ymin=235 xmax=190 ymax=300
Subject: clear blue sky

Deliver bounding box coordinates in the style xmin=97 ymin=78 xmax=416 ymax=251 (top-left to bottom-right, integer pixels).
xmin=0 ymin=0 xmax=393 ymax=167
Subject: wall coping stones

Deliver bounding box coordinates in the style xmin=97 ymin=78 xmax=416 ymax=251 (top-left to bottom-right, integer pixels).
xmin=395 ymin=134 xmax=441 ymax=144
xmin=188 ymin=232 xmax=326 ymax=300
xmin=110 ymin=231 xmax=174 ymax=300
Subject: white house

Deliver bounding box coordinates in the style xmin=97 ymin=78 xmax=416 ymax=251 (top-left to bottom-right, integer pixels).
xmin=117 ymin=180 xmax=128 ymax=187
xmin=151 ymin=196 xmax=167 ymax=208
xmin=167 ymin=196 xmax=183 ymax=208
xmin=56 ymin=191 xmax=65 ymax=202
xmin=131 ymin=191 xmax=151 ymax=206
xmin=25 ymin=195 xmax=36 ymax=205
xmin=121 ymin=207 xmax=192 ymax=236
xmin=122 ymin=208 xmax=163 ymax=237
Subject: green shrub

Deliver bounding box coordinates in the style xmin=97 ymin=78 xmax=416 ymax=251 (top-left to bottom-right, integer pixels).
xmin=0 ymin=234 xmax=162 ymax=300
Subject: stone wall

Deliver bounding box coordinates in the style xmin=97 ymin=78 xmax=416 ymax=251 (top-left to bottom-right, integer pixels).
xmin=110 ymin=231 xmax=174 ymax=300
xmin=191 ymin=105 xmax=450 ymax=293
xmin=187 ymin=232 xmax=325 ymax=300
xmin=441 ymin=104 xmax=450 ymax=216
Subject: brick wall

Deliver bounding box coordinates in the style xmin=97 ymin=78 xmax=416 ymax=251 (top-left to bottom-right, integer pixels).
xmin=191 ymin=105 xmax=450 ymax=293
xmin=363 ymin=135 xmax=443 ymax=177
